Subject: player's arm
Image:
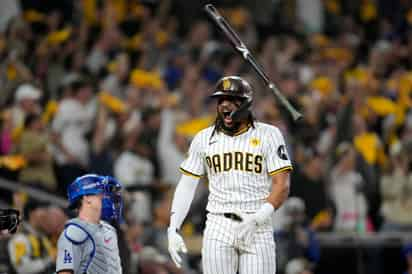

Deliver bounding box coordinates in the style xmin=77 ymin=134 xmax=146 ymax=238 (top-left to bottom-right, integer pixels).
xmin=267 ymin=170 xmax=291 ymax=210
xmin=234 ymin=170 xmax=291 ymax=245
xmin=168 ymin=174 xmax=200 ymax=268
xmin=169 ymin=174 xmax=200 ymax=231
xmin=55 ymin=226 xmax=83 ymax=274
xmin=168 ymin=131 xmax=204 ymax=268
xmin=246 ymin=127 xmax=293 ymax=226
xmin=244 ymin=170 xmax=291 ymax=228
xmin=170 ymin=131 xmax=204 ymax=231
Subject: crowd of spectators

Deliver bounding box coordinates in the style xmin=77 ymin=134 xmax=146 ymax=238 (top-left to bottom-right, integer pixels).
xmin=1 ymin=0 xmax=412 ymax=273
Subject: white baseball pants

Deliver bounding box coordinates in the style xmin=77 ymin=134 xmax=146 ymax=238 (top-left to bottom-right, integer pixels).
xmin=201 ymin=212 xmax=276 ymax=274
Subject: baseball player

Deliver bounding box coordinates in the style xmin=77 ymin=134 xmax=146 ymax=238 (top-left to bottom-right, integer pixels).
xmin=56 ymin=174 xmax=123 ymax=274
xmin=168 ymin=76 xmax=293 ymax=274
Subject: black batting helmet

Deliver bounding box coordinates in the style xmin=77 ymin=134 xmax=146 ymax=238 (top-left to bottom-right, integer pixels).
xmin=211 ymin=76 xmax=253 ymax=121
xmin=211 ymin=76 xmax=253 ymax=102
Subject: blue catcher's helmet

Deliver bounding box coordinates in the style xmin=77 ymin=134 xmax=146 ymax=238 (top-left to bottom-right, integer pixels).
xmin=101 ymin=176 xmax=123 ymax=223
xmin=67 ymin=174 xmax=105 ymax=208
xmin=67 ymin=174 xmax=123 ymax=223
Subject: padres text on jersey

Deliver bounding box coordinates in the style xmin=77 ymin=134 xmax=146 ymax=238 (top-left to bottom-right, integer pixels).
xmin=180 ymin=122 xmax=292 ymax=213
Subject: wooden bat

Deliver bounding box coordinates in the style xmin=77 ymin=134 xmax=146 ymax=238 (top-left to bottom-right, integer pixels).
xmin=204 ymin=4 xmax=303 ymax=121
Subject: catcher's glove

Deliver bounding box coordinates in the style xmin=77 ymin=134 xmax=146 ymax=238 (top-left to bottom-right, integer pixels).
xmin=0 ymin=208 xmax=20 ymax=234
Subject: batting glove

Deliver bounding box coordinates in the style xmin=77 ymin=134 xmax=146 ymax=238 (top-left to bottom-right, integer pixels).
xmin=167 ymin=227 xmax=187 ymax=268
xmin=234 ymin=213 xmax=258 ymax=247
xmin=234 ymin=203 xmax=275 ymax=245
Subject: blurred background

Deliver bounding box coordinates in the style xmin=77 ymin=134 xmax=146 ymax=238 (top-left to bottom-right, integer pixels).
xmin=0 ymin=0 xmax=412 ymax=273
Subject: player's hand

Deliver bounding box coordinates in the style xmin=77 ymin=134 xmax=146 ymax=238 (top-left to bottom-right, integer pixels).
xmin=234 ymin=213 xmax=258 ymax=247
xmin=167 ymin=227 xmax=187 ymax=268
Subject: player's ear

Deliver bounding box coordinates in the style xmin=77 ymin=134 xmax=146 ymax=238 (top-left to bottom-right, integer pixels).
xmin=75 ymin=197 xmax=83 ymax=210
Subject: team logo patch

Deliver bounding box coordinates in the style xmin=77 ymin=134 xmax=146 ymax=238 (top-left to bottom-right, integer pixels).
xmin=250 ymin=138 xmax=260 ymax=147
xmin=222 ymin=79 xmax=231 ymax=90
xmin=277 ymin=145 xmax=288 ymax=160
xmin=64 ymin=249 xmax=72 ymax=264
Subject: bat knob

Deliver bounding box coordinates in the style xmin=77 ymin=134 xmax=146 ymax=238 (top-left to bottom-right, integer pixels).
xmin=291 ymin=111 xmax=304 ymax=122
xmin=204 ymin=4 xmax=218 ymax=15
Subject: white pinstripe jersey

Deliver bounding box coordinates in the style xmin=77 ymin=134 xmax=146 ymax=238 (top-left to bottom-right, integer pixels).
xmin=180 ymin=122 xmax=292 ymax=213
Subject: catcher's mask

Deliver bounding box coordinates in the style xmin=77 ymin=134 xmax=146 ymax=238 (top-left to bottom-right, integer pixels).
xmin=210 ymin=76 xmax=253 ymax=122
xmin=0 ymin=208 xmax=20 ymax=234
xmin=67 ymin=174 xmax=123 ymax=223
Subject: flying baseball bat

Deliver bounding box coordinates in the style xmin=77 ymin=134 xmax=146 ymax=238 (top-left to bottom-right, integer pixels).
xmin=204 ymin=4 xmax=303 ymax=122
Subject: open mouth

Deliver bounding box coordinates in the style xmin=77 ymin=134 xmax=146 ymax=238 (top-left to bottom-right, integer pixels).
xmin=222 ymin=111 xmax=233 ymax=124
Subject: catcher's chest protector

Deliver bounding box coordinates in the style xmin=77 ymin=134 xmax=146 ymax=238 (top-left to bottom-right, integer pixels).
xmin=63 ymin=218 xmax=121 ymax=274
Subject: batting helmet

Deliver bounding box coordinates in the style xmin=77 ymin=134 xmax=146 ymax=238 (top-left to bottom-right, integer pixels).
xmin=211 ymin=76 xmax=253 ymax=101
xmin=210 ymin=76 xmax=253 ymax=121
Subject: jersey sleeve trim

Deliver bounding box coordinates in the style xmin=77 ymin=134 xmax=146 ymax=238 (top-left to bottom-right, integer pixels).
xmin=179 ymin=167 xmax=203 ymax=178
xmin=268 ymin=166 xmax=293 ymax=176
